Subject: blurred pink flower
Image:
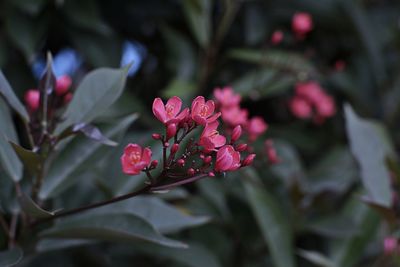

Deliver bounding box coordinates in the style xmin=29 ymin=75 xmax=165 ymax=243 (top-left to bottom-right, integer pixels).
xmin=271 ymin=30 xmax=284 ymax=45
xmin=246 ymin=116 xmax=268 ymax=141
xmin=289 ymin=96 xmax=312 ymax=119
xmin=55 ymin=75 xmax=72 ymax=96
xmin=24 ymin=89 xmax=40 ymax=111
xmin=292 ymin=12 xmax=313 ymax=38
xmin=214 ymin=86 xmax=241 ymax=108
xmin=215 ymin=145 xmax=241 ymax=172
xmin=221 ymin=106 xmax=248 ymax=126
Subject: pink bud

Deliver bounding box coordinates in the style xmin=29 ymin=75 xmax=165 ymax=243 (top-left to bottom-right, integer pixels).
xmin=164 ymin=142 xmax=170 ymax=147
xmin=152 ymin=133 xmax=161 ymax=140
xmin=55 ymin=75 xmax=72 ymax=96
xmin=24 ymin=89 xmax=40 ymax=111
xmin=150 ymin=160 xmax=158 ymax=168
xmin=231 ymin=125 xmax=242 ymax=143
xmin=236 ymin=143 xmax=248 ymax=152
xmin=200 ymin=153 xmax=205 ymax=159
xmin=204 ymin=156 xmax=212 ymax=164
xmin=187 ymin=168 xmax=195 ymax=176
xmin=242 ymin=154 xmax=256 ymax=167
xmin=171 ymin=143 xmax=179 ymax=154
xmin=292 ymin=12 xmax=313 ymax=39
xmin=166 ymin=123 xmax=177 ymax=140
xmin=177 ymin=159 xmax=185 ymax=167
xmin=271 ymin=30 xmax=284 ymax=45
xmin=63 ymin=93 xmax=73 ymax=104
xmin=208 ymin=172 xmax=215 ymax=177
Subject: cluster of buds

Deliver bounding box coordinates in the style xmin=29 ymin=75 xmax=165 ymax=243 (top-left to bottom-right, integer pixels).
xmin=24 ymin=75 xmax=73 ymax=112
xmin=121 ymin=92 xmax=264 ymax=189
xmin=270 ymin=12 xmax=313 ymax=45
xmin=289 ymin=81 xmax=336 ymax=124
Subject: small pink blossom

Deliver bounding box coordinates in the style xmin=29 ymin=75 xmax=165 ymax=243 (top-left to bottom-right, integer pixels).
xmin=271 ymin=30 xmax=284 ymax=45
xmin=315 ymin=95 xmax=336 ymax=118
xmin=24 ymin=89 xmax=40 ymax=111
xmin=121 ymin=144 xmax=152 ymax=175
xmin=221 ymin=106 xmax=248 ymax=127
xmin=55 ymin=75 xmax=72 ymax=96
xmin=265 ymin=139 xmax=281 ymax=164
xmin=246 ymin=116 xmax=268 ymax=141
xmin=292 ymin=12 xmax=313 ymax=39
xmin=384 ymin=237 xmax=398 ymax=255
xmin=289 ymin=97 xmax=312 ymax=119
xmin=191 ymin=96 xmax=220 ymax=125
xmin=199 ymin=121 xmax=226 ymax=152
xmin=295 ymin=82 xmax=324 ymax=103
xmin=242 ymin=154 xmax=256 ymax=166
xmin=215 ymin=145 xmax=241 ymax=172
xmin=213 ymin=87 xmax=241 ymax=108
xmin=231 ymin=125 xmax=242 ymax=143
xmin=152 ymin=96 xmax=189 ymax=125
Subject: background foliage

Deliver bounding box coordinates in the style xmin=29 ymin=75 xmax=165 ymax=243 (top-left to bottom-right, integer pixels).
xmin=1 ymin=0 xmax=400 ymax=266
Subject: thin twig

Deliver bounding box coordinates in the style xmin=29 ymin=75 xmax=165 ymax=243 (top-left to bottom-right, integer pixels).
xmin=8 ymin=214 xmax=17 ymax=248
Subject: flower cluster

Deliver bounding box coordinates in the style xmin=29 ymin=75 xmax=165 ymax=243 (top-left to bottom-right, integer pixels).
xmin=270 ymin=12 xmax=313 ymax=45
xmin=121 ymin=92 xmax=264 ymax=189
xmin=289 ymin=81 xmax=336 ymax=124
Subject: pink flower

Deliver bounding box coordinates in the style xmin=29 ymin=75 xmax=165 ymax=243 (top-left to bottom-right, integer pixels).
xmin=289 ymin=96 xmax=312 ymax=119
xmin=384 ymin=237 xmax=398 ymax=255
xmin=199 ymin=121 xmax=226 ymax=152
xmin=292 ymin=12 xmax=313 ymax=38
xmin=215 ymin=145 xmax=241 ymax=172
xmin=295 ymin=82 xmax=324 ymax=103
xmin=265 ymin=139 xmax=281 ymax=164
xmin=213 ymin=87 xmax=241 ymax=108
xmin=152 ymin=96 xmax=189 ymax=125
xmin=221 ymin=106 xmax=248 ymax=126
xmin=315 ymin=95 xmax=336 ymax=118
xmin=55 ymin=75 xmax=72 ymax=96
xmin=191 ymin=96 xmax=220 ymax=125
xmin=246 ymin=117 xmax=268 ymax=141
xmin=24 ymin=89 xmax=40 ymax=111
xmin=271 ymin=30 xmax=284 ymax=45
xmin=121 ymin=144 xmax=152 ymax=175
xmin=231 ymin=125 xmax=242 ymax=143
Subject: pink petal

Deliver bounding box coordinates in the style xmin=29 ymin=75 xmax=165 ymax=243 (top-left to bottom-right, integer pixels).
xmin=212 ymin=135 xmax=226 ymax=148
xmin=166 ymin=96 xmax=182 ymax=117
xmin=141 ymin=147 xmax=152 ymax=165
xmin=206 ymin=112 xmax=221 ymax=124
xmin=205 ymin=100 xmax=215 ymax=116
xmin=152 ymin=98 xmax=167 ymax=123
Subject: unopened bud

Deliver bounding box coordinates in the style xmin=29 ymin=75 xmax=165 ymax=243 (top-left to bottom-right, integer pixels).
xmin=236 ymin=143 xmax=248 ymax=152
xmin=177 ymin=159 xmax=185 ymax=167
xmin=55 ymin=75 xmax=72 ymax=96
xmin=204 ymin=156 xmax=212 ymax=164
xmin=208 ymin=172 xmax=215 ymax=177
xmin=152 ymin=133 xmax=161 ymax=140
xmin=187 ymin=168 xmax=195 ymax=176
xmin=199 ymin=153 xmax=205 ymax=159
xmin=231 ymin=125 xmax=242 ymax=143
xmin=150 ymin=160 xmax=158 ymax=168
xmin=171 ymin=143 xmax=179 ymax=154
xmin=24 ymin=89 xmax=40 ymax=111
xmin=164 ymin=142 xmax=170 ymax=147
xmin=242 ymin=154 xmax=256 ymax=167
xmin=166 ymin=123 xmax=177 ymax=140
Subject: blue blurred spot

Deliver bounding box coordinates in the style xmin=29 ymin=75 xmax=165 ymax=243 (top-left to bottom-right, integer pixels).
xmin=120 ymin=41 xmax=146 ymax=77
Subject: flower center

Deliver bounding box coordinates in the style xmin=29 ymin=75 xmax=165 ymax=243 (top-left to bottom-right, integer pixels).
xmin=129 ymin=151 xmax=141 ymax=164
xmin=209 ymin=130 xmax=219 ymax=139
xmin=199 ymin=105 xmax=209 ymax=117
xmin=165 ymin=104 xmax=175 ymax=118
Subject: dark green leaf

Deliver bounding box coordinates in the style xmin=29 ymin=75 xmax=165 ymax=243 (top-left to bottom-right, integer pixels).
xmin=18 ymin=192 xmax=55 ymax=219
xmin=298 ymin=249 xmax=337 ymax=267
xmin=55 ymin=67 xmax=129 ymax=134
xmin=243 ymin=168 xmax=296 ymax=267
xmin=10 ymin=142 xmax=41 ymax=175
xmin=0 ymin=134 xmax=22 ymax=182
xmin=0 ymin=71 xmax=29 ymax=122
xmin=0 ymin=247 xmax=23 ymax=267
xmin=73 ymin=123 xmax=118 ymax=146
xmin=182 ymin=0 xmax=211 ymax=48
xmin=40 ymin=213 xmax=187 ymax=248
xmin=344 ymin=104 xmax=392 ymax=207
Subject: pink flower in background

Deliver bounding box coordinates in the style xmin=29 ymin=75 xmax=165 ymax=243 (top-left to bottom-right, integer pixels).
xmin=215 ymin=145 xmax=241 ymax=172
xmin=221 ymin=106 xmax=248 ymax=126
xmin=292 ymin=12 xmax=313 ymax=39
xmin=265 ymin=139 xmax=281 ymax=164
xmin=384 ymin=237 xmax=398 ymax=255
xmin=246 ymin=117 xmax=268 ymax=141
xmin=55 ymin=75 xmax=72 ymax=96
xmin=24 ymin=89 xmax=40 ymax=111
xmin=199 ymin=121 xmax=226 ymax=152
xmin=242 ymin=154 xmax=256 ymax=166
xmin=315 ymin=95 xmax=336 ymax=118
xmin=289 ymin=97 xmax=312 ymax=119
xmin=295 ymin=82 xmax=324 ymax=103
xmin=121 ymin=144 xmax=152 ymax=175
xmin=271 ymin=30 xmax=284 ymax=45
xmin=152 ymin=96 xmax=188 ymax=125
xmin=214 ymin=87 xmax=241 ymax=108
xmin=191 ymin=96 xmax=220 ymax=125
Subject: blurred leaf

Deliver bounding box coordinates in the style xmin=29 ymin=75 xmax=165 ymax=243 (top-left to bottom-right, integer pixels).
xmin=40 ymin=213 xmax=187 ymax=248
xmin=73 ymin=123 xmax=118 ymax=146
xmin=40 ymin=115 xmax=136 ymax=199
xmin=243 ymin=168 xmax=296 ymax=267
xmin=182 ymin=0 xmax=211 ymax=48
xmin=361 ymin=197 xmax=397 ymax=224
xmin=306 ymin=215 xmax=359 ymax=238
xmin=36 ymin=239 xmax=95 ymax=252
xmin=344 ymin=104 xmax=392 ymax=207
xmin=298 ymin=249 xmax=337 ymax=267
xmin=0 ymin=70 xmax=29 ymax=122
xmin=197 ymin=179 xmax=230 ymax=220
xmin=8 ymin=0 xmax=48 ymax=15
xmin=163 ymin=79 xmax=196 ymax=103
xmin=244 ymin=4 xmax=268 ymax=45
xmin=18 ymin=192 xmax=55 ymax=219
xmin=0 ymin=247 xmax=23 ymax=267
xmin=0 ymin=134 xmax=22 ymax=182
xmin=55 ymin=67 xmax=129 ymax=135
xmin=9 ymin=142 xmax=41 ymax=175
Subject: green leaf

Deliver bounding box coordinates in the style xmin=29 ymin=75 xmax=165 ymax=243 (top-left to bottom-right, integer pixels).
xmin=18 ymin=192 xmax=55 ymax=219
xmin=0 ymin=71 xmax=29 ymax=122
xmin=243 ymin=168 xmax=296 ymax=267
xmin=0 ymin=134 xmax=22 ymax=182
xmin=73 ymin=123 xmax=118 ymax=146
xmin=40 ymin=213 xmax=187 ymax=248
xmin=0 ymin=247 xmax=23 ymax=267
xmin=9 ymin=0 xmax=48 ymax=15
xmin=182 ymin=0 xmax=211 ymax=48
xmin=344 ymin=104 xmax=392 ymax=207
xmin=10 ymin=142 xmax=41 ymax=175
xmin=40 ymin=115 xmax=137 ymax=199
xmin=55 ymin=67 xmax=129 ymax=135
xmin=298 ymin=249 xmax=337 ymax=267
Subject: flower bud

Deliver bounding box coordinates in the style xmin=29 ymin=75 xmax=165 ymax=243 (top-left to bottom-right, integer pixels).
xmin=171 ymin=143 xmax=179 ymax=154
xmin=208 ymin=172 xmax=215 ymax=177
xmin=187 ymin=168 xmax=195 ymax=176
xmin=24 ymin=89 xmax=40 ymax=111
xmin=236 ymin=143 xmax=248 ymax=152
xmin=164 ymin=142 xmax=170 ymax=147
xmin=231 ymin=125 xmax=242 ymax=143
xmin=55 ymin=75 xmax=72 ymax=96
xmin=242 ymin=154 xmax=256 ymax=167
xmin=152 ymin=133 xmax=161 ymax=140
xmin=200 ymin=153 xmax=205 ymax=159
xmin=204 ymin=156 xmax=212 ymax=164
xmin=166 ymin=123 xmax=177 ymax=140
xmin=177 ymin=159 xmax=185 ymax=167
xmin=150 ymin=160 xmax=158 ymax=168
